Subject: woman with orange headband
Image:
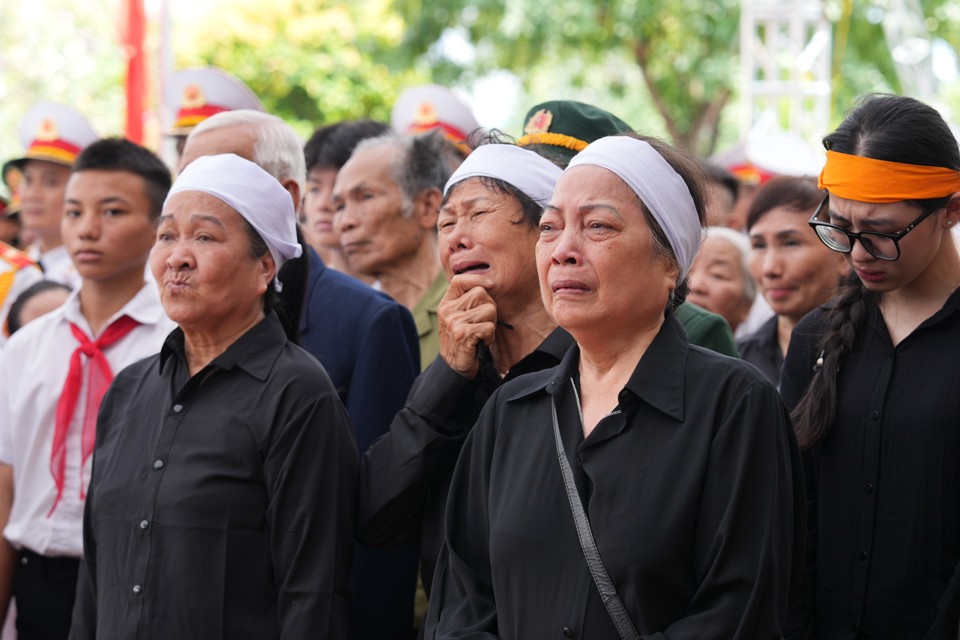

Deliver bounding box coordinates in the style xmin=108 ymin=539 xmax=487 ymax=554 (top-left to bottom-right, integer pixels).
xmin=781 ymin=95 xmax=960 ymax=638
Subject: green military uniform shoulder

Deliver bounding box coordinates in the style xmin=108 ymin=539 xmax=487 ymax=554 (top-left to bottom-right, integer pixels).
xmin=676 ymin=301 xmax=739 ymax=357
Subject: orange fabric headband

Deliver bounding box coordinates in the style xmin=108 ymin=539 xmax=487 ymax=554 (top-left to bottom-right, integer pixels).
xmin=819 ymin=150 xmax=960 ymax=203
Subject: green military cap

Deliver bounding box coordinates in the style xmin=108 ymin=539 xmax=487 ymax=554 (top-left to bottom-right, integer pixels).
xmin=517 ymin=100 xmax=633 ymax=168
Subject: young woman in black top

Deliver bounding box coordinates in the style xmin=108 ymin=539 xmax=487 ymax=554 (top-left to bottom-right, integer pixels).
xmin=781 ymin=94 xmax=960 ymax=639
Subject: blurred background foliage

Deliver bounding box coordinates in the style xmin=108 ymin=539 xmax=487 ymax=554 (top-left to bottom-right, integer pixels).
xmin=0 ymin=0 xmax=958 ymax=167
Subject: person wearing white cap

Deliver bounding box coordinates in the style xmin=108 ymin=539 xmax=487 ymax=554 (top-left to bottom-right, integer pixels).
xmin=0 ymin=138 xmax=175 ymax=640
xmin=358 ymin=138 xmax=569 ymax=628
xmin=391 ymin=84 xmax=481 ymax=157
xmin=9 ymin=102 xmax=99 ymax=288
xmin=70 ymin=154 xmax=357 ymax=639
xmin=425 ymin=133 xmax=804 ymax=639
xmin=165 ymin=66 xmax=265 ymax=159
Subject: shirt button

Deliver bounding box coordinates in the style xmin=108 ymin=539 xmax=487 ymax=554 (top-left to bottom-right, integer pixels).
xmin=562 ymin=627 xmax=574 ymax=638
xmin=139 ymin=519 xmax=150 ymax=530
xmin=173 ymin=404 xmax=183 ymax=413
xmin=858 ymin=550 xmax=868 ymax=561
xmin=870 ymin=410 xmax=880 ymax=420
xmin=132 ymin=585 xmax=142 ymax=595
xmin=153 ymin=459 xmax=164 ymax=470
xmin=865 ymin=483 xmax=874 ymax=494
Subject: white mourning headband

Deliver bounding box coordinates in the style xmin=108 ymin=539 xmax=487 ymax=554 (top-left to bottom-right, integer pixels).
xmin=168 ymin=153 xmax=303 ymax=289
xmin=444 ymin=144 xmax=563 ymax=206
xmin=567 ymin=136 xmax=702 ymax=278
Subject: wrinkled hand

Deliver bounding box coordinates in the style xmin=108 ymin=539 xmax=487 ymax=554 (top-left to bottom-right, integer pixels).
xmin=438 ymin=273 xmax=497 ymax=379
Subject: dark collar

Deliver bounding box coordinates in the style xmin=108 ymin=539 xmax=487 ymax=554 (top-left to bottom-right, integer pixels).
xmin=505 ymin=312 xmax=688 ymax=422
xmin=477 ymin=326 xmax=574 ymax=374
xmin=537 ymin=326 xmax=575 ymax=362
xmin=160 ymin=312 xmax=287 ymax=382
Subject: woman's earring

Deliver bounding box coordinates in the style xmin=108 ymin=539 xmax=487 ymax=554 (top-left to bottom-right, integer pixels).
xmin=947 ymin=221 xmax=954 ymax=227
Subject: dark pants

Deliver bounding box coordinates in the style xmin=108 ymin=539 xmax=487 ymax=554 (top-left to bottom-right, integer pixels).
xmin=13 ymin=548 xmax=80 ymax=640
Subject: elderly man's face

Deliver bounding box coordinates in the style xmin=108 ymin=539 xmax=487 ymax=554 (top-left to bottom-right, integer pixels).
xmin=333 ymin=145 xmax=428 ymax=276
xmin=177 ymin=126 xmax=258 ymax=174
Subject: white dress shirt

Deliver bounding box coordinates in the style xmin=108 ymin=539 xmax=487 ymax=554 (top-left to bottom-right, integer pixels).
xmin=0 ymin=282 xmax=175 ymax=558
xmin=27 ymin=244 xmax=80 ymax=290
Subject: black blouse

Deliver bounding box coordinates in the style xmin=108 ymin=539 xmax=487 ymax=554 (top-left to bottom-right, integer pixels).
xmin=426 ymin=312 xmax=804 ymax=639
xmin=358 ymin=328 xmax=573 ymax=596
xmin=69 ymin=313 xmax=358 ymax=640
xmin=737 ymin=315 xmax=783 ymax=387
xmin=781 ymin=291 xmax=960 ymax=639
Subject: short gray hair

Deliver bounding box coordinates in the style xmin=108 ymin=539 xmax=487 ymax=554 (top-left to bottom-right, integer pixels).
xmin=352 ymin=130 xmax=457 ymax=207
xmin=188 ymin=109 xmax=306 ymax=193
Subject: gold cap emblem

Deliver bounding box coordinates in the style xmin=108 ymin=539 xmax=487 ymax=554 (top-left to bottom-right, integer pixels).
xmin=181 ymin=84 xmax=206 ymax=109
xmin=36 ymin=118 xmax=58 ymax=142
xmin=414 ymin=101 xmax=439 ymax=126
xmin=524 ymin=109 xmax=553 ymax=135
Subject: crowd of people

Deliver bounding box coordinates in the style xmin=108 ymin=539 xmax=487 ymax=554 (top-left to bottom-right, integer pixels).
xmin=0 ymin=65 xmax=958 ymax=640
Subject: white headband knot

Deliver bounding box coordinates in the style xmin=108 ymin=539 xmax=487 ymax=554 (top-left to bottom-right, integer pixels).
xmin=444 ymin=144 xmax=562 ymax=206
xmin=567 ymin=136 xmax=702 ymax=278
xmin=168 ymin=154 xmax=303 ymax=290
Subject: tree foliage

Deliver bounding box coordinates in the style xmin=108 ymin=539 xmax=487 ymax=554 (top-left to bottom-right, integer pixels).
xmin=830 ymin=0 xmax=960 ymax=120
xmin=393 ymin=0 xmax=960 ymax=154
xmin=1 ymin=0 xmax=958 ymax=172
xmin=393 ymin=0 xmax=741 ymax=155
xmin=175 ymin=0 xmax=428 ymax=137
xmin=0 ymin=0 xmax=125 ymax=165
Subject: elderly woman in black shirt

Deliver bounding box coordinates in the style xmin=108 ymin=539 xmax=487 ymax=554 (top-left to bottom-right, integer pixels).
xmin=426 ymin=134 xmax=804 ymax=639
xmin=357 ymin=140 xmax=567 ymax=603
xmin=70 ymin=154 xmax=358 ymax=640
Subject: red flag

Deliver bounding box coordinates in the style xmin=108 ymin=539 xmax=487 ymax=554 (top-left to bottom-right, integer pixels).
xmin=121 ymin=0 xmax=146 ymax=144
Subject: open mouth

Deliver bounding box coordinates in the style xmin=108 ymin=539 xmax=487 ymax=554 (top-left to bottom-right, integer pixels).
xmin=453 ymin=262 xmax=490 ymax=275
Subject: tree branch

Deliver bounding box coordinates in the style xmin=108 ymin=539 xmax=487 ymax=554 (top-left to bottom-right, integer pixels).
xmin=633 ymin=41 xmax=682 ymax=144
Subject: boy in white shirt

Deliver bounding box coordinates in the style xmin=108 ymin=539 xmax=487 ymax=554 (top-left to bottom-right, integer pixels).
xmin=0 ymin=138 xmax=174 ymax=640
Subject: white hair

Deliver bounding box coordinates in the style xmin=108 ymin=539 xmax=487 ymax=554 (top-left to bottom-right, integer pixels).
xmin=188 ymin=109 xmax=306 ymax=193
xmin=702 ymin=226 xmax=756 ymax=302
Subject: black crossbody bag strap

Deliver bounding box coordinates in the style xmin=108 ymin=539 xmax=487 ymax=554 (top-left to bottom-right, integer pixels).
xmin=551 ymin=395 xmax=640 ymax=640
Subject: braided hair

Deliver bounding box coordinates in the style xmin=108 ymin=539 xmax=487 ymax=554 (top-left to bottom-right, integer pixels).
xmin=791 ymin=95 xmax=960 ymax=449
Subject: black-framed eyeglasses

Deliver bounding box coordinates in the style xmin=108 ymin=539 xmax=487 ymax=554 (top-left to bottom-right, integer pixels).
xmin=808 ymin=192 xmax=942 ymax=261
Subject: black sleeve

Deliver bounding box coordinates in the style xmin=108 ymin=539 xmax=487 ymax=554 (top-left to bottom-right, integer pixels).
xmin=68 ymin=486 xmax=98 ymax=640
xmin=267 ymin=387 xmax=358 ymax=640
xmin=68 ymin=381 xmax=121 ymax=640
xmin=779 ymin=310 xmax=828 ymax=640
xmin=653 ymin=380 xmax=805 ymax=639
xmin=422 ymin=388 xmax=502 ymax=639
xmin=356 ymin=355 xmax=481 ymax=547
